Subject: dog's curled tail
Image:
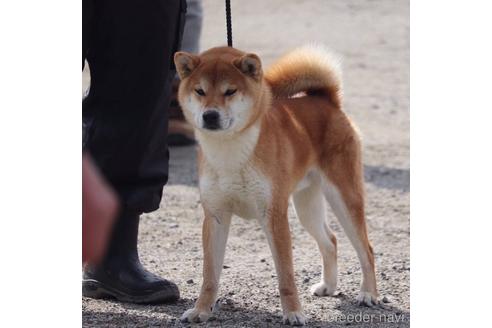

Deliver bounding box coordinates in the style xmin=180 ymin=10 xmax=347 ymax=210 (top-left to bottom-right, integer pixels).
xmin=265 ymin=45 xmax=342 ymax=108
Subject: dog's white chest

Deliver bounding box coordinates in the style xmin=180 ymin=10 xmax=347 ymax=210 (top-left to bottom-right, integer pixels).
xmin=200 ymin=166 xmax=270 ymax=220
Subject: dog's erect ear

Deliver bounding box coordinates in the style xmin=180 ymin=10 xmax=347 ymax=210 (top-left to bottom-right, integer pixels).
xmin=174 ymin=52 xmax=200 ymax=80
xmin=233 ymin=53 xmax=262 ymax=80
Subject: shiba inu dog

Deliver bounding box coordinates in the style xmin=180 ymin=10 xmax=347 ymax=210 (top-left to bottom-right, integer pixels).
xmin=174 ymin=45 xmax=378 ymax=325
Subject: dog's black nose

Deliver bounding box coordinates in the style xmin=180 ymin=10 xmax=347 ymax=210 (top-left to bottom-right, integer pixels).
xmin=202 ymin=110 xmax=220 ymax=129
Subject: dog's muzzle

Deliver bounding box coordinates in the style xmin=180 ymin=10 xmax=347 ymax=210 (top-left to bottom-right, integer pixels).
xmin=202 ymin=110 xmax=221 ymax=130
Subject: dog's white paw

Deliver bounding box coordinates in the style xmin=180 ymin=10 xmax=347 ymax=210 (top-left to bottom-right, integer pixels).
xmin=310 ymin=282 xmax=336 ymax=297
xmin=356 ymin=291 xmax=379 ymax=307
xmin=282 ymin=311 xmax=307 ymax=326
xmin=180 ymin=307 xmax=212 ymax=323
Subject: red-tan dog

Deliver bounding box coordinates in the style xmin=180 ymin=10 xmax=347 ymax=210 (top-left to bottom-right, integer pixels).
xmin=174 ymin=45 xmax=378 ymax=325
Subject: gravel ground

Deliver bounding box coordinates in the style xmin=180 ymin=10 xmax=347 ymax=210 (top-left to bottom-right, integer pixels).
xmin=83 ymin=0 xmax=409 ymax=327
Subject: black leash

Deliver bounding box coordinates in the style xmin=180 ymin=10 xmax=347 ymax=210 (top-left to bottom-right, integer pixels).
xmin=225 ymin=0 xmax=233 ymax=47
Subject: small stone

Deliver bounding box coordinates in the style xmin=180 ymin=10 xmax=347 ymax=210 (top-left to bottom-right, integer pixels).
xmin=223 ymin=265 xmax=230 ymax=269
xmin=382 ymin=296 xmax=390 ymax=303
xmin=346 ymin=270 xmax=352 ymax=275
xmin=186 ymin=279 xmax=194 ymax=284
xmin=303 ymin=277 xmax=310 ymax=283
xmin=260 ymin=259 xmax=266 ymax=263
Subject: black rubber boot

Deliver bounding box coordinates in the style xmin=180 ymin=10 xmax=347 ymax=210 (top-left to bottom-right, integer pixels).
xmin=83 ymin=211 xmax=180 ymax=304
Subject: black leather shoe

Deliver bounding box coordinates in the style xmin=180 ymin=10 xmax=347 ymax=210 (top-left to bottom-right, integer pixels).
xmin=83 ymin=211 xmax=180 ymax=304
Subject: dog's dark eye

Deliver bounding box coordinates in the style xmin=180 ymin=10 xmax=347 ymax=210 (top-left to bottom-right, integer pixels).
xmin=195 ymin=88 xmax=206 ymax=96
xmin=224 ymin=89 xmax=237 ymax=96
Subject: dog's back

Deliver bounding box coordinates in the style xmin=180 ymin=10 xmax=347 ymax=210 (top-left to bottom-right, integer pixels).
xmin=256 ymin=45 xmax=361 ymax=194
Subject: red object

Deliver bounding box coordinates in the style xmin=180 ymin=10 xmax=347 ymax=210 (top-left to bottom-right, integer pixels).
xmin=82 ymin=153 xmax=119 ymax=264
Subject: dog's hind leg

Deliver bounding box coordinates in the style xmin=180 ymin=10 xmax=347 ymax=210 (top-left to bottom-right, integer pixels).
xmin=293 ymin=176 xmax=338 ymax=296
xmin=320 ymin=141 xmax=379 ymax=306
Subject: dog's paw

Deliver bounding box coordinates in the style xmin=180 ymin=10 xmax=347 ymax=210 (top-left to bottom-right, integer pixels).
xmin=180 ymin=307 xmax=212 ymax=323
xmin=310 ymin=282 xmax=336 ymax=297
xmin=282 ymin=311 xmax=307 ymax=326
xmin=356 ymin=291 xmax=379 ymax=307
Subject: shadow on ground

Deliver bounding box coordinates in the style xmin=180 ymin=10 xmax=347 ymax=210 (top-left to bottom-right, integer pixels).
xmin=364 ymin=165 xmax=409 ymax=192
xmin=83 ymin=296 xmax=409 ymax=328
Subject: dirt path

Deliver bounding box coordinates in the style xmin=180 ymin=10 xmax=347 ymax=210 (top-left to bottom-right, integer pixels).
xmin=83 ymin=0 xmax=409 ymax=326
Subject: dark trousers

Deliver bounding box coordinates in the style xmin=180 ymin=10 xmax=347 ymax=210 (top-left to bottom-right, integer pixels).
xmin=83 ymin=0 xmax=186 ymax=213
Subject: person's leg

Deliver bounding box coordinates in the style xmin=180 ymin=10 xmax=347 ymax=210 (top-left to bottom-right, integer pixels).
xmin=181 ymin=0 xmax=203 ymax=54
xmin=82 ymin=0 xmax=186 ymax=303
xmin=168 ymin=0 xmax=203 ymax=146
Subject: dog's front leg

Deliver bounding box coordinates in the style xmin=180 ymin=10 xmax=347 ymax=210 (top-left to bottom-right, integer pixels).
xmin=181 ymin=211 xmax=231 ymax=323
xmin=261 ymin=206 xmax=306 ymax=326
